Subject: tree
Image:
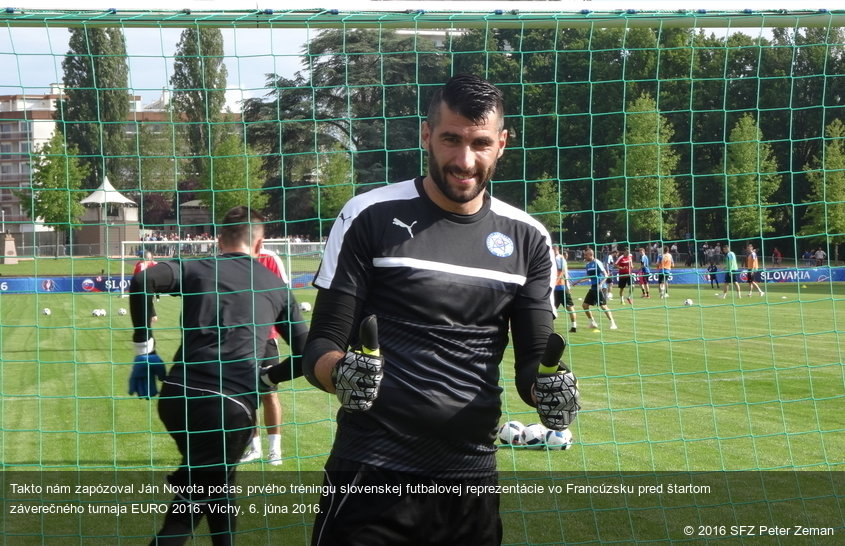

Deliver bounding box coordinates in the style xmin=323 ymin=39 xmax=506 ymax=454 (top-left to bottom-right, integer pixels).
xmin=724 ymin=113 xmax=781 ymax=238
xmin=15 ymin=130 xmax=88 ymax=256
xmin=134 ymin=122 xmax=178 ymax=226
xmin=527 ymin=178 xmax=562 ymax=242
xmin=170 ymin=27 xmax=228 ymax=179
xmin=801 ymin=118 xmax=845 ymax=259
xmin=61 ymin=27 xmax=129 ymax=189
xmin=316 ymin=148 xmax=355 ymax=237
xmin=197 ymin=132 xmax=267 ymax=225
xmin=607 ymin=93 xmax=680 ymax=242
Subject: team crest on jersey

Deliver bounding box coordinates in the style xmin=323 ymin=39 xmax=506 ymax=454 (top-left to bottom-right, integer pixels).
xmin=486 ymin=232 xmax=514 ymax=258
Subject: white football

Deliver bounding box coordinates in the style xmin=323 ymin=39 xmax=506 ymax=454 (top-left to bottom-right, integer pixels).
xmin=299 ymin=301 xmax=312 ymax=313
xmin=545 ymin=428 xmax=574 ymax=451
xmin=100 ymin=309 xmax=107 ymax=317
xmin=42 ymin=308 xmax=51 ymax=316
xmin=91 ymin=309 xmax=99 ymax=316
xmin=497 ymin=420 xmax=525 ymax=445
xmin=683 ymin=298 xmax=694 ymax=306
xmin=118 ymin=308 xmax=127 ymax=316
xmin=521 ymin=423 xmax=548 ymax=450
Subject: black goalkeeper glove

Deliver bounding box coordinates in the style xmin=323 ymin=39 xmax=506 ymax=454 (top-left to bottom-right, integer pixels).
xmin=535 ymin=333 xmax=580 ymax=430
xmin=332 ymin=315 xmax=384 ymax=412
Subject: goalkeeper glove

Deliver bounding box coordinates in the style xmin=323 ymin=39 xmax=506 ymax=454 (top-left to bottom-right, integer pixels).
xmin=332 ymin=315 xmax=384 ymax=411
xmin=129 ymin=338 xmax=166 ymax=399
xmin=535 ymin=333 xmax=580 ymax=430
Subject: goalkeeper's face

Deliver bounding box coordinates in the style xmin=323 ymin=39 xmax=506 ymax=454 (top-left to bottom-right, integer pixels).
xmin=422 ymin=103 xmax=507 ymax=212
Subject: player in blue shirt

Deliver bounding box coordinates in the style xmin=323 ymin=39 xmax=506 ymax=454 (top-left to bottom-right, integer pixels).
xmin=572 ymin=248 xmax=618 ymax=330
xmin=637 ymin=247 xmax=651 ymax=298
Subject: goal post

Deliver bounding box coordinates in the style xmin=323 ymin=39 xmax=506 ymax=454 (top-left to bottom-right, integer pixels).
xmin=119 ymin=238 xmax=325 ymax=292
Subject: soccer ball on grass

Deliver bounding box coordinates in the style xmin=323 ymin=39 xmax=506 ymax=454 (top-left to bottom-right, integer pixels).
xmin=545 ymin=428 xmax=574 ymax=450
xmin=683 ymin=298 xmax=694 ymax=306
xmin=299 ymin=301 xmax=312 ymax=313
xmin=521 ymin=423 xmax=548 ymax=450
xmin=41 ymin=308 xmax=51 ymax=316
xmin=497 ymin=420 xmax=525 ymax=445
xmin=118 ymin=308 xmax=127 ymax=316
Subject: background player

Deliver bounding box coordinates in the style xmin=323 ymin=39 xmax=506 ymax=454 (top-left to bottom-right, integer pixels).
xmin=604 ymin=249 xmax=618 ymax=300
xmin=745 ymin=243 xmax=765 ymax=296
xmin=707 ymin=261 xmax=720 ymax=288
xmin=615 ymin=246 xmax=634 ymax=304
xmin=572 ymin=247 xmax=618 ymax=330
xmin=301 ymin=74 xmax=579 ymax=545
xmin=129 ymin=206 xmax=308 ymax=544
xmin=637 ymin=247 xmax=651 ymax=298
xmin=658 ymin=246 xmax=674 ymax=299
xmin=554 ymin=246 xmax=578 ymax=332
xmin=239 ymin=246 xmax=299 ymax=465
xmin=721 ymin=242 xmax=742 ymax=298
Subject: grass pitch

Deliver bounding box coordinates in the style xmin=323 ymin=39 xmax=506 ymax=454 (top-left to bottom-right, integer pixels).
xmin=1 ymin=278 xmax=843 ymax=543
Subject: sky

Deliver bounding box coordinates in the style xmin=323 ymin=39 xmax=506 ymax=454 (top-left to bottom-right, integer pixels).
xmin=0 ymin=26 xmax=311 ymax=111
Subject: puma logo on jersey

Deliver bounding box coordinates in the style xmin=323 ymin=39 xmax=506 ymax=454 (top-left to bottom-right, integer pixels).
xmin=392 ymin=218 xmax=418 ymax=238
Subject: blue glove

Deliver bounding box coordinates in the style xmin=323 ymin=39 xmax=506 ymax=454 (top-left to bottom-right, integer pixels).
xmin=129 ymin=339 xmax=166 ymax=398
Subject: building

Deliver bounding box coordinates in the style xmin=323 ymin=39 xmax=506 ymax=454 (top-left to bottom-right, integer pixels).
xmin=0 ymin=85 xmax=168 ymax=254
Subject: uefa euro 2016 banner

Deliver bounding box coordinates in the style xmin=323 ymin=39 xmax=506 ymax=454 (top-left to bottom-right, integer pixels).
xmin=0 ymin=275 xmax=123 ymax=294
xmin=0 ymin=267 xmax=841 ymax=294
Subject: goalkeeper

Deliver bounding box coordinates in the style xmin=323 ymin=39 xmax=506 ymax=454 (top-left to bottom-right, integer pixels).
xmin=302 ymin=74 xmax=580 ymax=546
xmin=128 ymin=206 xmax=308 ymax=545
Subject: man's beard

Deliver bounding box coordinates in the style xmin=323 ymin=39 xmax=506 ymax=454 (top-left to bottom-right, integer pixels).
xmin=428 ymin=148 xmax=497 ymax=205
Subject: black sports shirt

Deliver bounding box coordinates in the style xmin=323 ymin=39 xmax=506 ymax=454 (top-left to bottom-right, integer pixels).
xmin=130 ymin=252 xmax=308 ymax=410
xmin=312 ymin=177 xmax=556 ymax=478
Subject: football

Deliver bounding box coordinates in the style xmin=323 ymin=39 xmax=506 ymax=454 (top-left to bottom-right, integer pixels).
xmin=497 ymin=420 xmax=525 ymax=445
xmin=41 ymin=308 xmax=51 ymax=316
xmin=683 ymin=298 xmax=694 ymax=306
xmin=521 ymin=423 xmax=548 ymax=450
xmin=118 ymin=308 xmax=127 ymax=316
xmin=545 ymin=428 xmax=574 ymax=451
xmin=299 ymin=301 xmax=312 ymax=313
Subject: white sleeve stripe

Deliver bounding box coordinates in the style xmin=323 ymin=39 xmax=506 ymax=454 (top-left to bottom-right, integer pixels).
xmin=373 ymin=257 xmax=527 ymax=286
xmin=318 ymin=179 xmax=419 ymax=285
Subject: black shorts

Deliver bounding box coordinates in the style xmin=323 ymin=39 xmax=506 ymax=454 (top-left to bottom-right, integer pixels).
xmin=617 ymin=275 xmax=631 ymax=290
xmin=157 ymin=382 xmax=256 ymax=502
xmin=746 ymin=270 xmax=761 ymax=283
xmin=584 ymin=287 xmax=606 ymax=307
xmin=657 ymin=273 xmax=668 ymax=284
xmin=724 ymin=271 xmax=739 ymax=284
xmin=554 ymin=289 xmax=573 ymax=309
xmin=311 ymin=455 xmax=502 ymax=546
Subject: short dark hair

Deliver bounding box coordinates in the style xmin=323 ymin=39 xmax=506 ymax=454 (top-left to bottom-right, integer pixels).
xmin=219 ymin=206 xmax=264 ymax=248
xmin=427 ymin=74 xmax=504 ymax=130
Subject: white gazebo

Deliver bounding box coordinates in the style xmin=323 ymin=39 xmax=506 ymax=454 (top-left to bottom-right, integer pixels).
xmin=77 ymin=176 xmax=140 ymax=256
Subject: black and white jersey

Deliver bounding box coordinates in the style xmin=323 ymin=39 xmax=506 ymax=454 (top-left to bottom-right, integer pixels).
xmin=131 ymin=253 xmax=308 ymax=410
xmin=314 ymin=177 xmax=555 ymax=478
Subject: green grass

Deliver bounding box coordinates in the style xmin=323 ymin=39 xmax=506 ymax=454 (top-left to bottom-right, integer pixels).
xmin=2 ymin=281 xmax=844 ymax=543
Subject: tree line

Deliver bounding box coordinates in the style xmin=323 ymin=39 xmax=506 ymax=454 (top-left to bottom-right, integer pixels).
xmin=17 ymin=25 xmax=845 ymax=255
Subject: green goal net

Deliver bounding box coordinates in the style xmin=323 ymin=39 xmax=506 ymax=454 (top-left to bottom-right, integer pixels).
xmin=1 ymin=4 xmax=843 ymax=544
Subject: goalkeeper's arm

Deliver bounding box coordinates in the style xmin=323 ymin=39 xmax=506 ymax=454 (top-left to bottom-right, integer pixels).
xmin=302 ymin=289 xmax=384 ymax=412
xmin=509 ymin=306 xmax=555 ymax=407
xmin=302 ymin=288 xmax=363 ymax=393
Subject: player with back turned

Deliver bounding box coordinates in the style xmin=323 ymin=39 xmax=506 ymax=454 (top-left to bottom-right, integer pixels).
xmin=128 ymin=206 xmax=308 ymax=545
xmin=301 ymin=74 xmax=580 ymax=546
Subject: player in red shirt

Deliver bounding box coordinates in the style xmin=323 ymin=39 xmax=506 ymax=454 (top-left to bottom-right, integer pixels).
xmin=239 ymin=247 xmax=297 ymax=465
xmin=615 ymin=247 xmax=635 ymax=305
